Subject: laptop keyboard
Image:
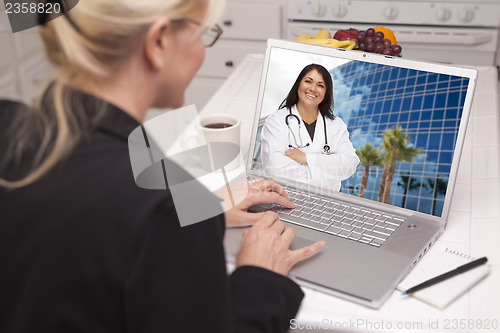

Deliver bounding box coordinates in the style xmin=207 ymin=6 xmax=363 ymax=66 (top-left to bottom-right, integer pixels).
xmin=255 ymin=185 xmax=406 ymax=248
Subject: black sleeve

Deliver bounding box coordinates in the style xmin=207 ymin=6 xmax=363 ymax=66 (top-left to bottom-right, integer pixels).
xmin=231 ymin=266 xmax=304 ymax=333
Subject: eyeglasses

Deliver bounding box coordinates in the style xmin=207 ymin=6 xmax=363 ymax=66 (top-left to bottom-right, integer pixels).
xmin=182 ymin=19 xmax=223 ymax=48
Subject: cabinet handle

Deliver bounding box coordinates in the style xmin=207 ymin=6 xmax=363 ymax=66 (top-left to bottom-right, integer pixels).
xmin=223 ymin=20 xmax=232 ymax=26
xmin=225 ymin=61 xmax=234 ymax=67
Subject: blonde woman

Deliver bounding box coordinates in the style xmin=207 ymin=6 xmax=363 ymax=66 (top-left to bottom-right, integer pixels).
xmin=0 ymin=1 xmax=324 ymax=332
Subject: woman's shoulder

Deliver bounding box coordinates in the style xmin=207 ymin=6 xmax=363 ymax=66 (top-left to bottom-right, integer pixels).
xmin=0 ymin=100 xmax=29 ymax=120
xmin=263 ymin=108 xmax=286 ymax=129
xmin=271 ymin=107 xmax=288 ymax=116
xmin=0 ymin=99 xmax=28 ymax=109
xmin=266 ymin=107 xmax=288 ymax=122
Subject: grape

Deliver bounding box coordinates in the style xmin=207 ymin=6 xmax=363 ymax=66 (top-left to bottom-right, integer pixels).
xmin=390 ymin=44 xmax=402 ymax=55
xmin=356 ymin=28 xmax=402 ymax=56
xmin=356 ymin=32 xmax=366 ymax=43
xmin=374 ymin=43 xmax=384 ymax=54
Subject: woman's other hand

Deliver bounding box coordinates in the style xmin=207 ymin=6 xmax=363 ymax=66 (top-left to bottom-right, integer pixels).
xmin=285 ymin=148 xmax=307 ymax=165
xmin=223 ymin=178 xmax=296 ymax=227
xmin=236 ymin=211 xmax=325 ymax=276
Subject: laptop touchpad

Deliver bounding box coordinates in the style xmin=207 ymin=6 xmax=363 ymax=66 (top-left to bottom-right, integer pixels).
xmin=290 ymin=236 xmax=316 ymax=250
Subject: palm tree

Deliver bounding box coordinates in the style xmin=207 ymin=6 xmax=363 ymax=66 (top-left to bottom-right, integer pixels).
xmin=356 ymin=143 xmax=384 ymax=198
xmin=377 ymin=153 xmax=391 ymax=201
xmin=427 ymin=177 xmax=448 ymax=215
xmin=397 ymin=172 xmax=422 ymax=208
xmin=377 ymin=126 xmax=421 ymax=204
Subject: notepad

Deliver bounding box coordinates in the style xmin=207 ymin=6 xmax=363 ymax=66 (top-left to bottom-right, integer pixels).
xmin=397 ymin=248 xmax=490 ymax=309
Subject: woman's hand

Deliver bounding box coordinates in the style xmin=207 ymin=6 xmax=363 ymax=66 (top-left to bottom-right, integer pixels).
xmin=236 ymin=211 xmax=325 ymax=276
xmin=222 ymin=177 xmax=296 ymax=228
xmin=285 ymin=148 xmax=307 ymax=165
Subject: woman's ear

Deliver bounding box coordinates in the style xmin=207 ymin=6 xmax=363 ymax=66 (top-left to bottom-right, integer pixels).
xmin=143 ymin=18 xmax=171 ymax=71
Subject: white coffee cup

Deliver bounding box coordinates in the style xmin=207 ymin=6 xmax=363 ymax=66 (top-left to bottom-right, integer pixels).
xmin=198 ymin=113 xmax=241 ymax=171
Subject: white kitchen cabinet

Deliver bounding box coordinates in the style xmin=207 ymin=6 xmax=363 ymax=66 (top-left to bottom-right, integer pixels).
xmin=0 ymin=31 xmax=16 ymax=70
xmin=18 ymin=53 xmax=56 ymax=104
xmin=0 ymin=8 xmax=55 ymax=106
xmin=0 ymin=71 xmax=20 ymax=101
xmin=184 ymin=0 xmax=286 ymax=111
xmin=183 ymin=77 xmax=226 ymax=115
xmin=14 ymin=27 xmax=44 ymax=58
xmin=197 ymin=40 xmax=269 ymax=78
xmin=217 ymin=2 xmax=282 ymax=40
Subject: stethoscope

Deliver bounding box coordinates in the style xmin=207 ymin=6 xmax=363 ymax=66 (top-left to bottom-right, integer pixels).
xmin=285 ymin=109 xmax=331 ymax=154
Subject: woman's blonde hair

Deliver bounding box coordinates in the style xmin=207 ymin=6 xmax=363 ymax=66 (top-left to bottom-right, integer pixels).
xmin=0 ymin=0 xmax=225 ymax=189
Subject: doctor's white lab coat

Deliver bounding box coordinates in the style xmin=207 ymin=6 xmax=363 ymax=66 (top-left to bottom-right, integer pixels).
xmin=261 ymin=105 xmax=359 ymax=191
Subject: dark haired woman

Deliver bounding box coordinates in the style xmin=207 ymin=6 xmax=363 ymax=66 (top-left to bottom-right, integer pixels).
xmin=261 ymin=63 xmax=359 ymax=191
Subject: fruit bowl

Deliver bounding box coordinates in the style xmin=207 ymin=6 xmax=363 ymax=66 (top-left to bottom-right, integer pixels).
xmin=295 ymin=26 xmax=403 ymax=57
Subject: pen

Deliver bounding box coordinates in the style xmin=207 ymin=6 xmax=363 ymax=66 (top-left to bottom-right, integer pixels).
xmin=402 ymin=256 xmax=488 ymax=295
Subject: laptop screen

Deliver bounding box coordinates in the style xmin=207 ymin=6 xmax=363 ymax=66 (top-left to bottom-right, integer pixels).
xmin=249 ymin=41 xmax=476 ymax=218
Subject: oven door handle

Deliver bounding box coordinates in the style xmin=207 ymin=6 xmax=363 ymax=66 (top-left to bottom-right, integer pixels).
xmin=289 ymin=26 xmax=494 ymax=46
xmin=396 ymin=32 xmax=493 ymax=46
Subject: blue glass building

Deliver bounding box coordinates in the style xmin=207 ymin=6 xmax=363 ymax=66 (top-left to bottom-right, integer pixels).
xmin=332 ymin=61 xmax=469 ymax=216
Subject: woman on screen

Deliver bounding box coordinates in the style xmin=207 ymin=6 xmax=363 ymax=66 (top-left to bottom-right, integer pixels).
xmin=261 ymin=63 xmax=359 ymax=191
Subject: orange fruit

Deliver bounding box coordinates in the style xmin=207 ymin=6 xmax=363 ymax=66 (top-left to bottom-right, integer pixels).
xmin=374 ymin=26 xmax=397 ymax=45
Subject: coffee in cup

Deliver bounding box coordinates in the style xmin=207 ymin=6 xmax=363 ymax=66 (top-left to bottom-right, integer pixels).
xmin=198 ymin=113 xmax=241 ymax=171
xmin=203 ymin=122 xmax=233 ymax=129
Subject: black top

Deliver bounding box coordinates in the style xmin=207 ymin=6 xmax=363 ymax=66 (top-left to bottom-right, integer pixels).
xmin=303 ymin=119 xmax=316 ymax=142
xmin=0 ymin=91 xmax=304 ymax=333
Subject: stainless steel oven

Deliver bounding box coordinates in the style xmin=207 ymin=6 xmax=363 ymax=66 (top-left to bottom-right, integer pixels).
xmin=287 ymin=0 xmax=500 ymax=66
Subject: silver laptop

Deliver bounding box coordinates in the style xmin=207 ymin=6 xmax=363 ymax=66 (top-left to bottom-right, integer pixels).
xmin=224 ymin=39 xmax=477 ymax=308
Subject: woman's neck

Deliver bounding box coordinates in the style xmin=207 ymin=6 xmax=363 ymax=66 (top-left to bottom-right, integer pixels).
xmin=296 ymin=102 xmax=318 ymax=125
xmin=70 ymin=57 xmax=152 ymax=123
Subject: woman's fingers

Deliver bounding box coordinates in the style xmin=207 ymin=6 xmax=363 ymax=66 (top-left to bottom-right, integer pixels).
xmin=241 ymin=229 xmax=249 ymax=239
xmin=236 ymin=212 xmax=325 ymax=275
xmin=234 ymin=177 xmax=326 ymax=275
xmin=240 ymin=211 xmax=266 ymax=225
xmin=253 ymin=211 xmax=280 ymax=229
xmin=247 ymin=178 xmax=295 ymax=208
xmin=230 ymin=211 xmax=271 ymax=227
xmin=284 ymin=149 xmax=307 ymax=165
xmin=288 ymin=240 xmax=326 ymax=266
xmin=268 ymin=218 xmax=286 ymax=234
xmin=281 ymin=228 xmax=325 ymax=266
xmin=280 ymin=227 xmax=296 ymax=246
xmin=270 ymin=195 xmax=295 ymax=209
xmin=225 ymin=177 xmax=296 ymax=228
xmin=243 ymin=191 xmax=295 ymax=209
xmin=251 ymin=178 xmax=290 ymax=199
